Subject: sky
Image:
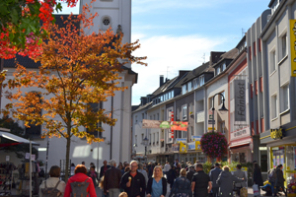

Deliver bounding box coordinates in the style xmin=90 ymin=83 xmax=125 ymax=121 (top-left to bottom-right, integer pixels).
xmin=57 ymin=0 xmax=271 ymax=105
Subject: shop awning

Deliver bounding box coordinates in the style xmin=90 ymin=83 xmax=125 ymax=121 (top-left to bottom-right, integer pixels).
xmin=0 ymin=131 xmax=39 ymax=145
xmin=229 ymin=138 xmax=252 ymax=148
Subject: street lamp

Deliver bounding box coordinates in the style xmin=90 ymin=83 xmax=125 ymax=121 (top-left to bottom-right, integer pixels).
xmin=211 ymin=93 xmax=228 ymax=133
xmin=142 ymin=136 xmax=149 ymax=161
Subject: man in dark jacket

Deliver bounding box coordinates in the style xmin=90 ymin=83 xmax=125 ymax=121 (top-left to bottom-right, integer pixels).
xmin=104 ymin=160 xmax=122 ymax=197
xmin=167 ymin=165 xmax=177 ymax=189
xmin=186 ymin=165 xmax=195 ymax=182
xmin=275 ymin=164 xmax=285 ymax=195
xmin=120 ymin=160 xmax=146 ymax=197
xmin=191 ymin=163 xmax=212 ymax=197
xmin=100 ymin=160 xmax=110 ymax=179
xmin=209 ymin=163 xmax=222 ymax=197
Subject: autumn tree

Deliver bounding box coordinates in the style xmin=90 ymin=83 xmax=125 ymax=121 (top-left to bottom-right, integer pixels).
xmin=0 ymin=0 xmax=79 ymax=59
xmin=1 ymin=4 xmax=146 ymax=181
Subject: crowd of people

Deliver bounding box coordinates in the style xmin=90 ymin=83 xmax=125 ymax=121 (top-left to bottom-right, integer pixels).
xmin=37 ymin=159 xmax=286 ymax=197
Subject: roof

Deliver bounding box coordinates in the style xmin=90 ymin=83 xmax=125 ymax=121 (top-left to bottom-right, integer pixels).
xmin=0 ymin=130 xmax=39 ymax=145
xmin=208 ymin=48 xmax=239 ymax=70
xmin=151 ymin=76 xmax=178 ymax=96
xmin=132 ymin=102 xmax=152 ymax=113
xmin=180 ymin=62 xmax=210 ymax=85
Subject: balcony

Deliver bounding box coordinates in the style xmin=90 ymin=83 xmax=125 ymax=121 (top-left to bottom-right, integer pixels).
xmin=196 ymin=111 xmax=205 ymax=123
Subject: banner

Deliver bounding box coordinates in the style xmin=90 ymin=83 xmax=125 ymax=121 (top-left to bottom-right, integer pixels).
xmin=290 ymin=19 xmax=296 ymax=77
xmin=234 ymin=79 xmax=246 ymax=121
xmin=142 ymin=119 xmax=188 ymax=131
xmin=179 ymin=142 xmax=187 ymax=153
xmin=188 ymin=141 xmax=201 ymax=150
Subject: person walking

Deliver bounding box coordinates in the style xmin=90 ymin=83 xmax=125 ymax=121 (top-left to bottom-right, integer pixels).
xmin=167 ymin=165 xmax=177 ymax=189
xmin=39 ymin=166 xmax=66 ymax=197
xmin=275 ymin=164 xmax=285 ymax=195
xmin=146 ymin=166 xmax=167 ymax=197
xmin=64 ymin=164 xmax=97 ymax=197
xmin=253 ymin=163 xmax=263 ymax=195
xmin=216 ymin=166 xmax=244 ymax=197
xmin=120 ymin=160 xmax=146 ymax=197
xmin=104 ymin=160 xmax=122 ymax=197
xmin=209 ymin=163 xmax=222 ymax=197
xmin=232 ymin=164 xmax=247 ymax=197
xmin=191 ymin=163 xmax=212 ymax=197
xmin=169 ymin=168 xmax=191 ymax=197
xmin=138 ymin=163 xmax=148 ymax=184
xmin=186 ymin=165 xmax=195 ymax=183
xmin=87 ymin=165 xmax=99 ymax=187
xmin=268 ymin=166 xmax=277 ymax=196
xmin=163 ymin=161 xmax=171 ymax=176
xmin=100 ymin=160 xmax=110 ymax=179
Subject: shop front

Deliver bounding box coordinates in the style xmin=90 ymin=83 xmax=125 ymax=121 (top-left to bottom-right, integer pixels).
xmin=229 ymin=127 xmax=253 ymax=163
xmin=260 ymin=121 xmax=296 ymax=195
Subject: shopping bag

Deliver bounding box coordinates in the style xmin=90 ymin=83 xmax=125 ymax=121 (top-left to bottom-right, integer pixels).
xmin=253 ymin=184 xmax=260 ymax=196
xmin=240 ymin=187 xmax=248 ymax=197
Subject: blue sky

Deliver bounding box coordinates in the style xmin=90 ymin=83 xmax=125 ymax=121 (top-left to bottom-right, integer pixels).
xmin=57 ymin=0 xmax=271 ymax=105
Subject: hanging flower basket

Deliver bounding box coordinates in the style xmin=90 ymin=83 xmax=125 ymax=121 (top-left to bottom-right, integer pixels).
xmin=201 ymin=132 xmax=228 ymax=159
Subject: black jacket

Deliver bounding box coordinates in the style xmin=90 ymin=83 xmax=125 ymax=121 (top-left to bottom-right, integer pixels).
xmin=104 ymin=166 xmax=122 ymax=192
xmin=100 ymin=165 xmax=110 ymax=178
xmin=275 ymin=168 xmax=285 ymax=187
xmin=120 ymin=171 xmax=146 ymax=197
xmin=186 ymin=170 xmax=195 ymax=182
xmin=253 ymin=167 xmax=263 ymax=186
xmin=167 ymin=169 xmax=176 ymax=185
xmin=146 ymin=177 xmax=167 ymax=196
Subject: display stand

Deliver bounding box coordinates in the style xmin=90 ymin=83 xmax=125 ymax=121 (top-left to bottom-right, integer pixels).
xmin=0 ymin=162 xmax=16 ymax=196
xmin=20 ymin=160 xmax=40 ymax=196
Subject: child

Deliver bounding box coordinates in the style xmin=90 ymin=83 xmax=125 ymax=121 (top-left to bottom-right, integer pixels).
xmin=119 ymin=192 xmax=128 ymax=197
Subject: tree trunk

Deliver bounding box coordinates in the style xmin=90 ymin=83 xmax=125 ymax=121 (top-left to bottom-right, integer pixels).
xmin=65 ymin=132 xmax=71 ymax=182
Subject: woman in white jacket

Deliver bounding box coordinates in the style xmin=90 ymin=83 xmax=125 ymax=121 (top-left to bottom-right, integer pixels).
xmin=39 ymin=166 xmax=66 ymax=197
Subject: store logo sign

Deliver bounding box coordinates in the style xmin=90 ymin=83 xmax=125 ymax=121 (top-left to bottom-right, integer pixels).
xmin=270 ymin=128 xmax=284 ymax=140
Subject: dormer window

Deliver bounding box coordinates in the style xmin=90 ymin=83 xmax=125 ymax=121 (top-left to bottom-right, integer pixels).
xmin=182 ymin=84 xmax=187 ymax=94
xmin=222 ymin=63 xmax=226 ymax=71
xmin=200 ymin=76 xmax=205 ymax=86
xmin=216 ymin=67 xmax=221 ymax=75
xmin=187 ymin=82 xmax=192 ymax=92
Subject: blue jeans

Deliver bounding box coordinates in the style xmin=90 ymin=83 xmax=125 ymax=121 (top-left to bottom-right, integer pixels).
xmin=270 ymin=182 xmax=275 ymax=194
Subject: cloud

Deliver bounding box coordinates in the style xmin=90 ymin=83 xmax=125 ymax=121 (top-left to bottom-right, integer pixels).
xmin=131 ymin=34 xmax=228 ymax=105
xmin=132 ymin=0 xmax=236 ymax=14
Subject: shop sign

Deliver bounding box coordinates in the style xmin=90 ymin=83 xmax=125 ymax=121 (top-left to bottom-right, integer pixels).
xmin=175 ymin=138 xmax=187 ymax=143
xmin=270 ymin=128 xmax=284 ymax=140
xmin=191 ymin=136 xmax=201 ymax=141
xmin=230 ymin=127 xmax=250 ymax=141
xmin=234 ymin=79 xmax=246 ymax=121
xmin=179 ymin=142 xmax=187 ymax=153
xmin=188 ymin=141 xmax=201 ymax=150
xmin=290 ymin=19 xmax=296 ymax=77
xmin=172 ymin=144 xmax=180 ymax=152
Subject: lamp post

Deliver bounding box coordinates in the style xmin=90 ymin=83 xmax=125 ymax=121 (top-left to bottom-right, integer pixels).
xmin=142 ymin=136 xmax=149 ymax=162
xmin=211 ymin=93 xmax=228 ymax=133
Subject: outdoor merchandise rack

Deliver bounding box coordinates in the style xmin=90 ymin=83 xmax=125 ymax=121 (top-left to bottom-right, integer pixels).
xmin=0 ymin=162 xmax=16 ymax=196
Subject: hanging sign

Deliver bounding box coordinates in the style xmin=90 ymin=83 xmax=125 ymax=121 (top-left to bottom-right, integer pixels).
xmin=234 ymin=79 xmax=246 ymax=121
xmin=290 ymin=19 xmax=296 ymax=77
xmin=142 ymin=119 xmax=188 ymax=131
xmin=179 ymin=142 xmax=188 ymax=153
xmin=270 ymin=128 xmax=284 ymax=140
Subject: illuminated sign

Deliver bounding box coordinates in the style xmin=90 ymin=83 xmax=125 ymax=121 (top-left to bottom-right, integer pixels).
xmin=290 ymin=19 xmax=296 ymax=77
xmin=270 ymin=128 xmax=284 ymax=140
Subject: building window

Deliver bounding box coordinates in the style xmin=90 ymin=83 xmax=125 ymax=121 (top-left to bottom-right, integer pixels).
xmin=182 ymin=84 xmax=187 ymax=94
xmin=187 ymin=82 xmax=192 ymax=92
xmin=153 ymin=114 xmax=155 ymax=120
xmin=200 ymin=76 xmax=205 ymax=86
xmin=183 ymin=131 xmax=187 ymax=138
xmin=219 ymin=91 xmax=225 ymax=105
xmin=220 ymin=122 xmax=225 ymax=134
xmin=103 ymin=17 xmax=110 ymax=26
xmin=153 ymin=133 xmax=155 ymax=145
xmin=150 ymin=115 xmax=152 ymax=120
xmin=156 ymin=132 xmax=159 ymax=143
xmin=85 ymin=102 xmax=103 ymax=137
xmin=135 ymin=115 xmax=138 ymax=123
xmin=182 ymin=105 xmax=187 ymax=120
xmin=149 ymin=134 xmax=151 ymax=145
xmin=135 ymin=135 xmax=137 ymax=146
xmin=222 ymin=63 xmax=226 ymax=71
xmin=281 ymin=84 xmax=289 ymax=112
xmin=271 ymin=95 xmax=278 ymax=119
xmin=142 ymin=113 xmax=144 ymax=119
xmin=193 ymin=78 xmax=199 ymax=89
xmin=157 ymin=113 xmax=159 ymax=120
xmin=270 ymin=51 xmax=276 ymax=73
xmin=281 ymin=34 xmax=287 ymax=59
xmin=216 ymin=67 xmax=221 ymax=75
xmin=190 ymin=126 xmax=194 ymax=136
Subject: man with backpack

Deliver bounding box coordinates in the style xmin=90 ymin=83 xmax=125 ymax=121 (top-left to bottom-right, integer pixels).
xmin=64 ymin=164 xmax=97 ymax=197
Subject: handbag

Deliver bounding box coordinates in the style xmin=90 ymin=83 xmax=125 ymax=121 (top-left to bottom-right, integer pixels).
xmin=240 ymin=187 xmax=248 ymax=197
xmin=253 ymin=184 xmax=260 ymax=196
